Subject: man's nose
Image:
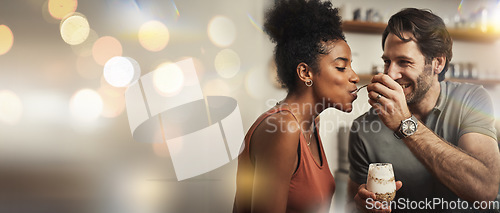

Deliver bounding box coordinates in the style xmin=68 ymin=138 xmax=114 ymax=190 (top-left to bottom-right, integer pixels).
xmin=385 ymin=64 xmax=402 ymax=80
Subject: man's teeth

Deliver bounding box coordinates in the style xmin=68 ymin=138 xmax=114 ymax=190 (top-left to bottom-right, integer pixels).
xmin=400 ymin=84 xmax=410 ymax=89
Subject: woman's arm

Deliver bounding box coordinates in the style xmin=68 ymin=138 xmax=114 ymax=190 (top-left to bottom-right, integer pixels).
xmin=250 ymin=112 xmax=300 ymax=213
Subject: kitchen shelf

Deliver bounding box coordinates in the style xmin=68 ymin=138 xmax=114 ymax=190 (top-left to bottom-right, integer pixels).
xmin=343 ymin=20 xmax=500 ymax=43
xmin=445 ymin=78 xmax=500 ymax=87
xmin=357 ymin=74 xmax=500 ymax=87
xmin=343 ymin=21 xmax=386 ymax=34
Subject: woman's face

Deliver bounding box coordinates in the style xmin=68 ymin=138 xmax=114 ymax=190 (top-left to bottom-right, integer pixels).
xmin=312 ymin=40 xmax=359 ymax=112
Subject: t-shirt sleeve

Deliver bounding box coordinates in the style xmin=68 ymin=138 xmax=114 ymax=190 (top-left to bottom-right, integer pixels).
xmin=348 ymin=120 xmax=370 ymax=185
xmin=459 ymin=86 xmax=497 ymax=140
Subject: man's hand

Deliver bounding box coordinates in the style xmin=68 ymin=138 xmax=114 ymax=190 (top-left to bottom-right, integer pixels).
xmin=354 ymin=181 xmax=403 ymax=213
xmin=367 ymin=73 xmax=411 ymax=131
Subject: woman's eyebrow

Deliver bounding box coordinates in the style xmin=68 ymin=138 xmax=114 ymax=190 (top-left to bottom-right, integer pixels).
xmin=334 ymin=57 xmax=349 ymax=62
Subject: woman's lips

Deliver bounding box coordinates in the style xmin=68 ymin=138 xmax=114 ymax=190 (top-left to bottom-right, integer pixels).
xmin=351 ymin=91 xmax=358 ymax=100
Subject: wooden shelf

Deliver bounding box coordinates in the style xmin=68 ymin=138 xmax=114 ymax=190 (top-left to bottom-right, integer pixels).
xmin=343 ymin=21 xmax=386 ymax=34
xmin=445 ymin=78 xmax=500 ymax=87
xmin=357 ymin=74 xmax=500 ymax=87
xmin=343 ymin=20 xmax=500 ymax=43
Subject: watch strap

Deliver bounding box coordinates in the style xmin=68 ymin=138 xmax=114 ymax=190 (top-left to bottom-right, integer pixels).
xmin=394 ymin=115 xmax=418 ymax=139
xmin=394 ymin=128 xmax=405 ymax=139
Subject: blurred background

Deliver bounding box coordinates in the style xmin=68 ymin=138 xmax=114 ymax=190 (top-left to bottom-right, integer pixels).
xmin=1 ymin=0 xmax=500 ymax=212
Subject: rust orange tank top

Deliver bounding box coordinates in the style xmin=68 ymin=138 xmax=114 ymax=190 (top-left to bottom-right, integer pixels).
xmin=233 ymin=106 xmax=336 ymax=213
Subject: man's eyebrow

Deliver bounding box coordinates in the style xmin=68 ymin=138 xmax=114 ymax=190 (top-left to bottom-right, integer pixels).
xmin=381 ymin=55 xmax=413 ymax=60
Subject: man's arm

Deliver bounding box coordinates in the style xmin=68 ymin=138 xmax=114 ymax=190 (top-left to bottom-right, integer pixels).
xmin=402 ymin=124 xmax=500 ymax=202
xmin=367 ymin=74 xmax=500 ymax=203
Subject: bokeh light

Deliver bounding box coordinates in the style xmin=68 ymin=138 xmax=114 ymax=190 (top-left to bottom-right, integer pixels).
xmin=0 ymin=90 xmax=23 ymax=125
xmin=48 ymin=0 xmax=78 ymax=20
xmin=214 ymin=49 xmax=240 ymax=79
xmin=98 ymin=83 xmax=126 ymax=118
xmin=153 ymin=62 xmax=184 ymax=96
xmin=0 ymin=25 xmax=14 ymax=55
xmin=69 ymin=89 xmax=103 ymax=122
xmin=117 ymin=175 xmax=168 ymax=213
xmin=23 ymin=91 xmax=66 ymax=125
xmin=178 ymin=57 xmax=205 ymax=86
xmin=138 ymin=20 xmax=169 ymax=52
xmin=92 ymin=36 xmax=123 ymax=66
xmin=60 ymin=13 xmax=90 ymax=45
xmin=42 ymin=0 xmax=61 ymax=24
xmin=494 ymin=3 xmax=500 ymax=33
xmin=208 ymin=15 xmax=236 ymax=47
xmin=245 ymin=68 xmax=271 ymax=99
xmin=103 ymin=56 xmax=141 ymax=87
xmin=203 ymin=79 xmax=231 ymax=96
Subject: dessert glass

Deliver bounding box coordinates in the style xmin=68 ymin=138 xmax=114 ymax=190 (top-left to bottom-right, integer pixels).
xmin=366 ymin=163 xmax=396 ymax=202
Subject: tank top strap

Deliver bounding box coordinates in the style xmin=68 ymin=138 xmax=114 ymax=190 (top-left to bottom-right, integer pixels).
xmin=274 ymin=105 xmax=299 ymax=122
xmin=246 ymin=105 xmax=299 ymax=137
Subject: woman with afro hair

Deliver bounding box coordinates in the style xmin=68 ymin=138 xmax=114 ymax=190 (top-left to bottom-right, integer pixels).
xmin=233 ymin=0 xmax=359 ymax=212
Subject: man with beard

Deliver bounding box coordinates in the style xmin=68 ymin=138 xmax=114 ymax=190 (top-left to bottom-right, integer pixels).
xmin=347 ymin=8 xmax=500 ymax=213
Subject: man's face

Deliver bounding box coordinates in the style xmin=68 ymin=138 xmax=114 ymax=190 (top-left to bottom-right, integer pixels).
xmin=382 ymin=32 xmax=434 ymax=104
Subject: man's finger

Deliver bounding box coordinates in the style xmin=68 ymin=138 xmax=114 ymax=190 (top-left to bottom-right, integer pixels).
xmin=396 ymin=181 xmax=403 ymax=191
xmin=371 ymin=74 xmax=402 ymax=92
xmin=358 ymin=184 xmax=377 ymax=200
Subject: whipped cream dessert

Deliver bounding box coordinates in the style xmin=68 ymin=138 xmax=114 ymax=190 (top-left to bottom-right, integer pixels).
xmin=366 ymin=163 xmax=396 ymax=201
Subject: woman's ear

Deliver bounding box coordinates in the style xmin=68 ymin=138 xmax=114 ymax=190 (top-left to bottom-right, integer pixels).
xmin=432 ymin=56 xmax=446 ymax=75
xmin=296 ymin=62 xmax=313 ymax=83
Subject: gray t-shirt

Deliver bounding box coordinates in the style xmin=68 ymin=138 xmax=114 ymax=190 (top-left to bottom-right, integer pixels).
xmin=349 ymin=81 xmax=497 ymax=212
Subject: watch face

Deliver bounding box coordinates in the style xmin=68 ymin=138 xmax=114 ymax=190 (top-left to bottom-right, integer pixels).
xmin=402 ymin=120 xmax=417 ymax=135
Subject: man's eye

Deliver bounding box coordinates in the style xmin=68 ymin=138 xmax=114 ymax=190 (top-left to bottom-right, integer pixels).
xmin=336 ymin=67 xmax=346 ymax=71
xmin=400 ymin=60 xmax=411 ymax=66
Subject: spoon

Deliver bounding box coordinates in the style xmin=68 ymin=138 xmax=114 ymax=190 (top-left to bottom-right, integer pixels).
xmin=355 ymin=84 xmax=368 ymax=94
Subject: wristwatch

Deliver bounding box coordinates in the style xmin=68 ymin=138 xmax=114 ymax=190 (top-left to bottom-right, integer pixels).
xmin=394 ymin=115 xmax=418 ymax=139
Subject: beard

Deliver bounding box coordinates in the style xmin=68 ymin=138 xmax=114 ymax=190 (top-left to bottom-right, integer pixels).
xmin=406 ymin=65 xmax=433 ymax=104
